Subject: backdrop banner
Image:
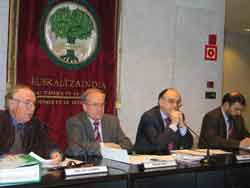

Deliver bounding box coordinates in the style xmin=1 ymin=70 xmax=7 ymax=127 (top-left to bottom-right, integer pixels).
xmin=16 ymin=0 xmax=118 ymax=149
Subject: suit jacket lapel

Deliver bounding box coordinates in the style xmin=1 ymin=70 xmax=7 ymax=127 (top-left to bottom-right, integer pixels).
xmin=218 ymin=108 xmax=227 ymax=138
xmin=101 ymin=116 xmax=110 ymax=142
xmin=155 ymin=107 xmax=165 ymax=131
xmin=81 ymin=112 xmax=95 ymax=141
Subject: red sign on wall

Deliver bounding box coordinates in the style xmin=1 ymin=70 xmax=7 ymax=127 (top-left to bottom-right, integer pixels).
xmin=204 ymin=34 xmax=217 ymax=61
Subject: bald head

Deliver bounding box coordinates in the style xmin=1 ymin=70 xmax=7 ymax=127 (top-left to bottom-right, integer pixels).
xmin=158 ymin=88 xmax=182 ymax=114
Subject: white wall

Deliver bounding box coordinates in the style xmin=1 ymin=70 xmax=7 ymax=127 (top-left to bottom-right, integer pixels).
xmin=0 ymin=1 xmax=9 ymax=108
xmin=224 ymin=32 xmax=250 ymax=130
xmin=118 ymin=0 xmax=225 ymax=143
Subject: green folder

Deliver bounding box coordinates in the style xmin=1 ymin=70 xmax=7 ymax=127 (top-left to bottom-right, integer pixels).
xmin=0 ymin=154 xmax=41 ymax=186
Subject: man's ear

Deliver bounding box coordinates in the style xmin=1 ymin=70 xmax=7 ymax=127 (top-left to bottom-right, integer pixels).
xmin=8 ymin=99 xmax=16 ymax=110
xmin=223 ymin=102 xmax=230 ymax=110
xmin=82 ymin=104 xmax=87 ymax=111
xmin=158 ymin=98 xmax=163 ymax=106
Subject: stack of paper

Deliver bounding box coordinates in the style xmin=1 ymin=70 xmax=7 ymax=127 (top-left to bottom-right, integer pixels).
xmin=100 ymin=146 xmax=177 ymax=168
xmin=0 ymin=154 xmax=41 ymax=186
xmin=173 ymin=149 xmax=231 ymax=162
xmin=30 ymin=152 xmax=83 ymax=169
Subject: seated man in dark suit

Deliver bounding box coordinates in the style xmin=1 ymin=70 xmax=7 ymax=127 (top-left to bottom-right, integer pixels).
xmin=66 ymin=88 xmax=132 ymax=158
xmin=0 ymin=84 xmax=62 ymax=161
xmin=134 ymin=88 xmax=193 ymax=154
xmin=199 ymin=91 xmax=250 ymax=150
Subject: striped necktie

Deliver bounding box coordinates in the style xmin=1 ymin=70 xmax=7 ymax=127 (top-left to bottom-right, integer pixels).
xmin=164 ymin=117 xmax=174 ymax=152
xmin=93 ymin=121 xmax=101 ymax=142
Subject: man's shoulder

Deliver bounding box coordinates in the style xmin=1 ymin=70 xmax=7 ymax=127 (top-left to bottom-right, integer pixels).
xmin=142 ymin=106 xmax=160 ymax=118
xmin=204 ymin=107 xmax=222 ymax=119
xmin=67 ymin=112 xmax=86 ymax=125
xmin=0 ymin=110 xmax=7 ymax=117
xmin=0 ymin=110 xmax=11 ymax=122
xmin=103 ymin=114 xmax=118 ymax=121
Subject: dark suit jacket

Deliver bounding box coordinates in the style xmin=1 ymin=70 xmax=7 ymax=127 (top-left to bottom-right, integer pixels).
xmin=66 ymin=112 xmax=132 ymax=157
xmin=0 ymin=110 xmax=59 ymax=158
xmin=134 ymin=106 xmax=193 ymax=154
xmin=199 ymin=107 xmax=250 ymax=149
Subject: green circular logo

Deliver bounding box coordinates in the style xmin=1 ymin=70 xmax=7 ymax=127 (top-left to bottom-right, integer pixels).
xmin=40 ymin=1 xmax=100 ymax=70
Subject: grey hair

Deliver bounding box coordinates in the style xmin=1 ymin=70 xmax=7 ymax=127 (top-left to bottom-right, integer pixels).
xmin=80 ymin=88 xmax=106 ymax=103
xmin=5 ymin=84 xmax=35 ymax=108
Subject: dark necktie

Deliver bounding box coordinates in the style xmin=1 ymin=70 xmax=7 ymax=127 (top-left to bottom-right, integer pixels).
xmin=164 ymin=117 xmax=174 ymax=152
xmin=10 ymin=124 xmax=24 ymax=154
xmin=93 ymin=121 xmax=101 ymax=142
xmin=228 ymin=118 xmax=235 ymax=139
xmin=164 ymin=117 xmax=172 ymax=127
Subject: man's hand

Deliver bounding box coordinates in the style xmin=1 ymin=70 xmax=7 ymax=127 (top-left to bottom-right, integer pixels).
xmin=240 ymin=137 xmax=250 ymax=147
xmin=103 ymin=142 xmax=121 ymax=149
xmin=170 ymin=111 xmax=186 ymax=128
xmin=50 ymin=151 xmax=62 ymax=163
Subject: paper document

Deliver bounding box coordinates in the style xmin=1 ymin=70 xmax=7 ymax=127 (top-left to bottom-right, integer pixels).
xmin=0 ymin=154 xmax=41 ymax=186
xmin=100 ymin=145 xmax=176 ymax=165
xmin=29 ymin=152 xmax=82 ymax=168
xmin=100 ymin=144 xmax=129 ymax=162
xmin=0 ymin=154 xmax=39 ymax=169
xmin=128 ymin=155 xmax=176 ymax=165
xmin=172 ymin=149 xmax=231 ymax=162
xmin=173 ymin=149 xmax=231 ymax=156
xmin=29 ymin=152 xmax=58 ymax=168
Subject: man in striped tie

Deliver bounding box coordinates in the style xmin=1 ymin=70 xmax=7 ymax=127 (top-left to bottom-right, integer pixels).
xmin=66 ymin=88 xmax=132 ymax=157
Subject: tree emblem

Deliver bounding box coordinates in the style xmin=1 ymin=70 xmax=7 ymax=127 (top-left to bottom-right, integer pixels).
xmin=40 ymin=1 xmax=100 ymax=69
xmin=49 ymin=7 xmax=93 ymax=63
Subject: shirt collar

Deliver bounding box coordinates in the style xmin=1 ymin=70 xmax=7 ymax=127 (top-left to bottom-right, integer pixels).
xmin=221 ymin=107 xmax=229 ymax=122
xmin=11 ymin=117 xmax=18 ymax=126
xmin=10 ymin=117 xmax=24 ymax=129
xmin=88 ymin=117 xmax=101 ymax=129
xmin=160 ymin=111 xmax=168 ymax=120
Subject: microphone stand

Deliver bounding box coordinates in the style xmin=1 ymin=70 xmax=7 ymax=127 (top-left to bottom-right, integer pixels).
xmin=184 ymin=124 xmax=216 ymax=165
xmin=70 ymin=139 xmax=103 ymax=164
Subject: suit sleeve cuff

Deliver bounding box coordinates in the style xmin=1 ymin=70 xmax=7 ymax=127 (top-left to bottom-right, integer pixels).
xmin=179 ymin=127 xmax=187 ymax=136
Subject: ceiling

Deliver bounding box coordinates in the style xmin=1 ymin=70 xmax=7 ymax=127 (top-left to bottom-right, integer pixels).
xmin=225 ymin=0 xmax=250 ymax=33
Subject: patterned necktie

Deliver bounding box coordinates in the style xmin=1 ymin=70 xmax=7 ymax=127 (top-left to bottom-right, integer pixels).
xmin=164 ymin=117 xmax=172 ymax=128
xmin=93 ymin=121 xmax=101 ymax=142
xmin=164 ymin=117 xmax=174 ymax=152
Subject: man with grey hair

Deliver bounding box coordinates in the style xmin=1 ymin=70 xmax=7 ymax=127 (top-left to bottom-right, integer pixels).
xmin=0 ymin=84 xmax=62 ymax=161
xmin=66 ymin=88 xmax=132 ymax=158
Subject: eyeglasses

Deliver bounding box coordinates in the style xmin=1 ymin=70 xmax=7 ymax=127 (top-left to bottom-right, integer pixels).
xmin=85 ymin=102 xmax=105 ymax=108
xmin=162 ymin=97 xmax=182 ymax=107
xmin=12 ymin=98 xmax=36 ymax=109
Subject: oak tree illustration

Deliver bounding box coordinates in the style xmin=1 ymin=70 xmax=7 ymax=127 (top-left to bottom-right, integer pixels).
xmin=49 ymin=7 xmax=94 ymax=63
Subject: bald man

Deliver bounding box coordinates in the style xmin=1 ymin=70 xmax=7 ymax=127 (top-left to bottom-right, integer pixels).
xmin=134 ymin=88 xmax=193 ymax=155
xmin=199 ymin=91 xmax=250 ymax=150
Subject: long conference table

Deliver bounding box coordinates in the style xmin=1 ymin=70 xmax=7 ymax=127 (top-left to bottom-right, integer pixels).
xmin=3 ymin=154 xmax=250 ymax=188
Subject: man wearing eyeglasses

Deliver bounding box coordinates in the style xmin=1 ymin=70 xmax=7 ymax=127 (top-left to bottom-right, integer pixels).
xmin=66 ymin=88 xmax=132 ymax=158
xmin=0 ymin=84 xmax=62 ymax=161
xmin=134 ymin=88 xmax=193 ymax=154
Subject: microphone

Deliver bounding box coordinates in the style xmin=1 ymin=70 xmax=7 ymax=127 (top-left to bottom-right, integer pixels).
xmin=68 ymin=138 xmax=102 ymax=164
xmin=181 ymin=119 xmax=216 ymax=165
xmin=43 ymin=121 xmax=103 ymax=164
